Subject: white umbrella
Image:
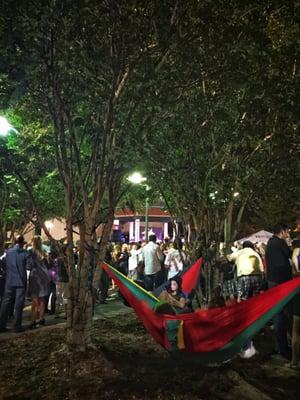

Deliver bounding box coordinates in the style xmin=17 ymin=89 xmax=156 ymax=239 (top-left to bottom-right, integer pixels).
xmin=239 ymin=230 xmax=273 ymax=244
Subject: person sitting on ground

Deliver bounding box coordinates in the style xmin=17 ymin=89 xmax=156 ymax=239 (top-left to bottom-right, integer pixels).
xmin=157 ymin=276 xmax=191 ymax=315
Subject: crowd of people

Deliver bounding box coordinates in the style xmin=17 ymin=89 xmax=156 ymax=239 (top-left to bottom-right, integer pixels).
xmin=0 ymin=235 xmax=69 ymax=333
xmin=0 ymin=223 xmax=299 ymax=369
xmin=218 ymin=223 xmax=300 ymax=366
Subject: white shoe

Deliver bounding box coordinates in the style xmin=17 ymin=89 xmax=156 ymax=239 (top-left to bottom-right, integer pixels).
xmin=240 ymin=343 xmax=256 ymax=359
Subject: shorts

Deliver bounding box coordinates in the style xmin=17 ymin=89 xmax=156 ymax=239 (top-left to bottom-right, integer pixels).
xmin=237 ymin=275 xmax=262 ymax=300
xmin=222 ymin=279 xmax=236 ymax=298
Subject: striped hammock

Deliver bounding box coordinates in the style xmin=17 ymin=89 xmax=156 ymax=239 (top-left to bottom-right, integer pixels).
xmin=102 ymin=259 xmax=300 ymax=363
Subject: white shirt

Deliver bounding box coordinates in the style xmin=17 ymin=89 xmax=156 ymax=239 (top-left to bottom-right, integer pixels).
xmin=164 ymin=249 xmax=186 ymax=279
xmin=128 ymin=248 xmax=143 ymax=271
xmin=141 ymin=241 xmax=163 ymax=275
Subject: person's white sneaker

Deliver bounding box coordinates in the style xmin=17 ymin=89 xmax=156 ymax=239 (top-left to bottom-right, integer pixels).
xmin=240 ymin=343 xmax=256 ymax=359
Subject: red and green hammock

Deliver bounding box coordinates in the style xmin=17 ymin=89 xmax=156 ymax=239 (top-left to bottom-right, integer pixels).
xmin=102 ymin=259 xmax=300 ymax=363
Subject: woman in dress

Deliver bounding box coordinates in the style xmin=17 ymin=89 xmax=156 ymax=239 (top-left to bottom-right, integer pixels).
xmin=27 ymin=236 xmax=50 ymax=328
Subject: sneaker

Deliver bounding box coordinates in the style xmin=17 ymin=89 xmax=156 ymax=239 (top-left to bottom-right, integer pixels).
xmin=37 ymin=319 xmax=46 ymax=326
xmin=240 ymin=344 xmax=257 ymax=359
xmin=0 ymin=326 xmax=9 ymax=333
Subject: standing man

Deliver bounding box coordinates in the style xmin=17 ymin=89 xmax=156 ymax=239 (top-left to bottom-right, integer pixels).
xmin=0 ymin=236 xmax=28 ymax=333
xmin=266 ymin=223 xmax=292 ymax=360
xmin=141 ymin=234 xmax=164 ymax=291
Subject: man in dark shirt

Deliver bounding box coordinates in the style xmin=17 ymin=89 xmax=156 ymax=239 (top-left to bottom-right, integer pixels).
xmin=0 ymin=236 xmax=28 ymax=333
xmin=266 ymin=223 xmax=292 ymax=360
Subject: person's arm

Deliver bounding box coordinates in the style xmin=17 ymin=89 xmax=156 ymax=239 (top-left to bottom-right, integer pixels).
xmin=227 ymin=252 xmax=237 ymax=263
xmin=156 ymin=246 xmax=164 ymax=262
xmin=257 ymin=254 xmax=264 ymax=273
xmin=292 ymin=248 xmax=299 ymax=270
xmin=168 ymin=294 xmax=186 ymax=309
xmin=164 ymin=253 xmax=170 ymax=269
xmin=292 ymin=248 xmax=300 ymax=277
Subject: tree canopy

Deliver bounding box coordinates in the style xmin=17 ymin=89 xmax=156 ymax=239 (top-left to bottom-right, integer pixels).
xmin=0 ymin=0 xmax=298 ymax=347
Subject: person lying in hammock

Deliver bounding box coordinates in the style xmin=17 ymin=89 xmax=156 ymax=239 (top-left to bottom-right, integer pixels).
xmin=156 ymin=276 xmax=192 ymax=315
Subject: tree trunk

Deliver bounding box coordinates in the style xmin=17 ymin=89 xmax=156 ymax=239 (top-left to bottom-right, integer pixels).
xmin=66 ymin=217 xmax=94 ymax=350
xmin=225 ymin=200 xmax=234 ymax=245
xmin=0 ymin=222 xmax=6 ymax=254
xmin=92 ymin=212 xmax=114 ymax=287
xmin=232 ymin=200 xmax=247 ymax=240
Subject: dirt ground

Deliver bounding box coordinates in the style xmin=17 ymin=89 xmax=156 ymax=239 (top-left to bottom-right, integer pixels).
xmin=0 ymin=310 xmax=299 ymax=400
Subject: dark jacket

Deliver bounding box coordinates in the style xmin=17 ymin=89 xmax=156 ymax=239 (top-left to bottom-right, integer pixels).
xmin=5 ymin=245 xmax=29 ymax=287
xmin=56 ymin=258 xmax=69 ymax=283
xmin=266 ymin=236 xmax=292 ymax=284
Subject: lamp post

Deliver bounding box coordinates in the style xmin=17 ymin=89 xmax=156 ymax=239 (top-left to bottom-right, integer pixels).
xmin=144 ymin=187 xmax=150 ymax=242
xmin=127 ymin=172 xmax=150 ymax=242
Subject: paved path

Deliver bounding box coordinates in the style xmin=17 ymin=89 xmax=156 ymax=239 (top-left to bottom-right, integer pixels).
xmin=0 ymin=291 xmax=133 ymax=341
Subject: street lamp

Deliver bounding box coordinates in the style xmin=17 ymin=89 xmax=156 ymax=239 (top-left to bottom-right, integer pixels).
xmin=127 ymin=172 xmax=150 ymax=242
xmin=0 ymin=116 xmax=16 ymax=136
xmin=127 ymin=172 xmax=147 ymax=185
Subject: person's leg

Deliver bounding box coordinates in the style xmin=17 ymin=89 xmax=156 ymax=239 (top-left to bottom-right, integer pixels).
xmin=238 ymin=276 xmax=256 ymax=358
xmin=14 ymin=287 xmax=25 ymax=331
xmin=225 ymin=295 xmax=236 ymax=306
xmin=0 ymin=278 xmax=5 ymax=306
xmin=0 ymin=287 xmax=16 ymax=330
xmin=154 ymin=270 xmax=165 ymax=288
xmin=49 ymin=282 xmax=56 ymax=313
xmin=292 ymin=315 xmax=300 ymax=365
xmin=251 ymin=275 xmax=263 ymax=297
xmin=236 ymin=277 xmax=243 ymax=303
xmin=145 ymin=274 xmax=155 ymax=291
xmin=273 ymin=308 xmax=291 ymax=359
xmin=8 ymin=289 xmax=16 ymax=319
xmin=38 ymin=297 xmax=45 ymax=323
xmin=99 ymin=270 xmax=109 ymax=303
xmin=30 ymin=297 xmax=38 ymax=328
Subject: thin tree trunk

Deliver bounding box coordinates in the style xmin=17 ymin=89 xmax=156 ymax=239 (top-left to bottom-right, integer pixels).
xmin=225 ymin=200 xmax=234 ymax=245
xmin=66 ymin=217 xmax=94 ymax=350
xmin=232 ymin=199 xmax=247 ymax=240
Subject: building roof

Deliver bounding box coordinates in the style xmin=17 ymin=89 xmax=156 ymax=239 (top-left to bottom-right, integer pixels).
xmin=115 ymin=207 xmax=171 ymax=218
